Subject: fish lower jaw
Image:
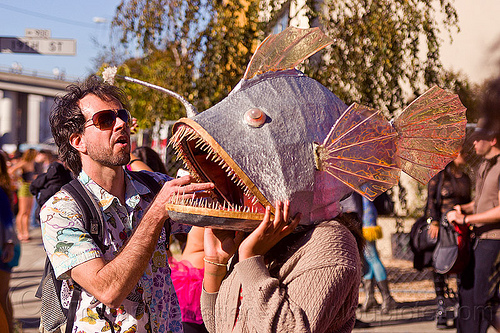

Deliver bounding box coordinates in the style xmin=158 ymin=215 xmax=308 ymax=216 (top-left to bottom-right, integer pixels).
xmin=165 ymin=202 xmax=264 ymax=220
xmin=165 ymin=195 xmax=262 ymax=215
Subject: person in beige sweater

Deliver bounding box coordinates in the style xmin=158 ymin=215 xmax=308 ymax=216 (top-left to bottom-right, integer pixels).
xmin=201 ymin=201 xmax=362 ymax=333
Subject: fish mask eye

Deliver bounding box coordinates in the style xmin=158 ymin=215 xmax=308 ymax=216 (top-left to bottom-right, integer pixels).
xmin=244 ymin=108 xmax=267 ymax=128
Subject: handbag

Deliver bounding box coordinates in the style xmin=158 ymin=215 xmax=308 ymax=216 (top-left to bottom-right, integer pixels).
xmin=411 ymin=170 xmax=446 ymax=254
xmin=432 ymin=214 xmax=471 ymax=274
xmin=410 ymin=215 xmax=438 ymax=253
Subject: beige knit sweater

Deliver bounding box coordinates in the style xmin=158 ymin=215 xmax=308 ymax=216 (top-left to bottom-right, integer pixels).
xmin=201 ymin=220 xmax=361 ymax=333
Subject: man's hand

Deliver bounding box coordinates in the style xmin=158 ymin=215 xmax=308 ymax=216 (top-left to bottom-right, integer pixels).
xmin=154 ymin=175 xmax=214 ymax=219
xmin=428 ymin=223 xmax=439 ymax=239
xmin=447 ymin=209 xmax=465 ymax=225
xmin=453 ymin=204 xmax=462 ymax=214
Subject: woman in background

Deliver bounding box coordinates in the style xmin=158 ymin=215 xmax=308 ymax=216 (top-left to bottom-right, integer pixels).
xmin=0 ymin=151 xmax=17 ymax=332
xmin=9 ymin=149 xmax=37 ymax=242
xmin=129 ymin=146 xmax=168 ymax=174
xmin=360 ymin=195 xmax=397 ymax=314
xmin=170 ymin=226 xmax=209 ymax=333
xmin=426 ymin=150 xmax=471 ymax=328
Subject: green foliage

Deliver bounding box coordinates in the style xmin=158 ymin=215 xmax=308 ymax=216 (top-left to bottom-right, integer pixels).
xmin=111 ymin=0 xmax=262 ymax=126
xmin=98 ymin=47 xmax=196 ymax=127
xmin=295 ymin=0 xmax=462 ymax=113
xmin=109 ymin=0 xmax=473 ymax=126
xmin=194 ymin=2 xmax=263 ymax=109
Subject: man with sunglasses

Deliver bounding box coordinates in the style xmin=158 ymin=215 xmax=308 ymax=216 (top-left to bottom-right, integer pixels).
xmin=40 ymin=76 xmax=213 ymax=333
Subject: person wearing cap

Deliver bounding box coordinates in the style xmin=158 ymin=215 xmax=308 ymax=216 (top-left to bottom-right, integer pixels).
xmin=447 ymin=118 xmax=500 ymax=333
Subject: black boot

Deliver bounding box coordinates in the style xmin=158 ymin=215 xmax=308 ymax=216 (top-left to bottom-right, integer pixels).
xmin=361 ymin=278 xmax=379 ymax=312
xmin=434 ymin=272 xmax=448 ymax=329
xmin=378 ymin=280 xmax=397 ymax=314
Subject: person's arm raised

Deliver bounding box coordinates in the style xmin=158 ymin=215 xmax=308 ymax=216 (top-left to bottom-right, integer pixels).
xmin=202 ymin=201 xmax=300 ymax=293
xmin=70 ymin=175 xmax=213 ymax=308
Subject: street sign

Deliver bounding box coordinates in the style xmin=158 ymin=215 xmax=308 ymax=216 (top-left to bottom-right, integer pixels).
xmin=0 ymin=37 xmax=76 ymax=55
xmin=25 ymin=29 xmax=51 ymax=38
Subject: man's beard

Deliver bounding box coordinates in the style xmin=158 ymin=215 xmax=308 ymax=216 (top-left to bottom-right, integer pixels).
xmin=87 ymin=143 xmax=130 ymax=167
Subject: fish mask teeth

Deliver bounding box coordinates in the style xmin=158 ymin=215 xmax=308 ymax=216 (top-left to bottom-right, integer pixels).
xmin=176 ymin=125 xmax=259 ymax=205
xmin=167 ymin=122 xmax=267 ymax=231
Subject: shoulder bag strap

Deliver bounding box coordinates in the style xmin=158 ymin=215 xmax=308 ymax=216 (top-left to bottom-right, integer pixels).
xmin=435 ymin=171 xmax=445 ymax=220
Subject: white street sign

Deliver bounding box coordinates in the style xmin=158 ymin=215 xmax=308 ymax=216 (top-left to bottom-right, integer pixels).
xmin=25 ymin=29 xmax=51 ymax=38
xmin=0 ymin=37 xmax=76 ymax=55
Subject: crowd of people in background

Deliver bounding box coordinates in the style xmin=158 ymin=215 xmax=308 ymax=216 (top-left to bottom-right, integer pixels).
xmin=0 ymin=148 xmax=58 ymax=331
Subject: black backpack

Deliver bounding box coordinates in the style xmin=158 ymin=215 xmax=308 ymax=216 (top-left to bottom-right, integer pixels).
xmin=36 ymin=171 xmax=163 ymax=333
xmin=29 ymin=161 xmax=73 ymax=226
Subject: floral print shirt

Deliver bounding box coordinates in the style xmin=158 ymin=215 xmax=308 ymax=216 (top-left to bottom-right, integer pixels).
xmin=40 ymin=170 xmax=190 ymax=333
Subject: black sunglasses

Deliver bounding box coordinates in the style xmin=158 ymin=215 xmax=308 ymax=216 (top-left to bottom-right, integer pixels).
xmin=84 ymin=109 xmax=132 ymax=130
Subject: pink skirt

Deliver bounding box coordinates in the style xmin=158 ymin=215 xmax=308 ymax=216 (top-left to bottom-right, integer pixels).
xmin=169 ymin=257 xmax=204 ymax=324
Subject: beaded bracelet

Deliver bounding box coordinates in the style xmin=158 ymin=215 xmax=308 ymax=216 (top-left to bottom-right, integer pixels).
xmin=463 ymin=215 xmax=467 ymax=224
xmin=203 ymin=257 xmax=228 ymax=267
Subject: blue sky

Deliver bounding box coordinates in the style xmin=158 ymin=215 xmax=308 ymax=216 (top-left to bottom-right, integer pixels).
xmin=0 ymin=0 xmax=122 ymax=80
xmin=1 ymin=1 xmax=499 ymax=85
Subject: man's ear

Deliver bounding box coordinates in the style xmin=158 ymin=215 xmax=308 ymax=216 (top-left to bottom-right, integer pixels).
xmin=491 ymin=137 xmax=498 ymax=148
xmin=69 ymin=133 xmax=87 ymax=154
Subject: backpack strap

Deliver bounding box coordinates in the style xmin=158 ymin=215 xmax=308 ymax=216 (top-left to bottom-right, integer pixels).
xmin=65 ymin=287 xmax=82 ymax=333
xmin=435 ymin=170 xmax=445 ymax=219
xmin=59 ymin=179 xmax=106 ymax=333
xmin=62 ymin=179 xmax=105 ymax=250
xmin=126 ymin=170 xmax=171 ymax=239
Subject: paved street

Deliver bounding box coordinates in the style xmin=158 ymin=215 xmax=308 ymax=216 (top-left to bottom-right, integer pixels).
xmin=11 ymin=228 xmax=44 ymax=333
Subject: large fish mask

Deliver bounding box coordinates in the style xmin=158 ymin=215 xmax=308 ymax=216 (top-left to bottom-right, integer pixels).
xmin=108 ymin=27 xmax=467 ymax=231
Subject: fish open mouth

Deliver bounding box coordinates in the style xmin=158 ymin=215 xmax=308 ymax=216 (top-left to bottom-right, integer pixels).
xmin=167 ymin=118 xmax=272 ymax=231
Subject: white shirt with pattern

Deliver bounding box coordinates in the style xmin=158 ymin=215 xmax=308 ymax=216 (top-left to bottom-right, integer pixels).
xmin=41 ymin=170 xmax=190 ymax=333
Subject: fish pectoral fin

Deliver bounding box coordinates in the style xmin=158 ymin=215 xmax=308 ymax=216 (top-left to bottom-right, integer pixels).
xmin=317 ymin=103 xmax=399 ymax=200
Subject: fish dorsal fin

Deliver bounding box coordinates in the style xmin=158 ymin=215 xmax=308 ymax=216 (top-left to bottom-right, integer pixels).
xmin=316 ymin=86 xmax=467 ymax=201
xmin=243 ymin=26 xmax=334 ymax=80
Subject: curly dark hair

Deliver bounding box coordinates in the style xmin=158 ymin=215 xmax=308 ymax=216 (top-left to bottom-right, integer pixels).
xmin=50 ymin=75 xmax=128 ymax=175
